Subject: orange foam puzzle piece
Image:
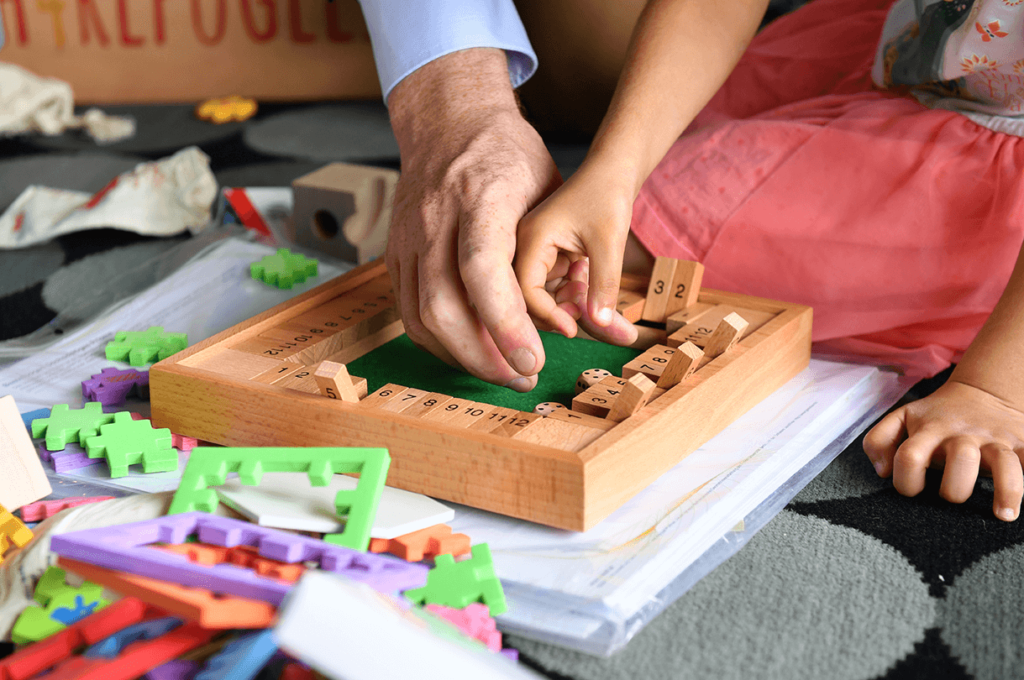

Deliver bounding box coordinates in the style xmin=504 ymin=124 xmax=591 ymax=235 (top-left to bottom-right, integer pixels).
xmin=155 ymin=543 xmax=304 ymax=583
xmin=57 ymin=557 xmax=277 ymax=629
xmin=367 ymin=524 xmax=471 ymax=563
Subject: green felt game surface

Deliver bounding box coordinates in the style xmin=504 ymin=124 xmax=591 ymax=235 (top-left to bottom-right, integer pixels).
xmin=347 ymin=331 xmax=641 ymax=412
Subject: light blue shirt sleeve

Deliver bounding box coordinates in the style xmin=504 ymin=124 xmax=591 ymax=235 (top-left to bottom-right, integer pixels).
xmin=357 ymin=0 xmax=538 ymax=103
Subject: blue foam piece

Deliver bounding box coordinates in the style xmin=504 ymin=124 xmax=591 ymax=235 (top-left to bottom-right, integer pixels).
xmin=21 ymin=408 xmax=50 ymax=430
xmin=84 ymin=617 xmax=183 ymax=659
xmin=194 ymin=629 xmax=277 ymax=680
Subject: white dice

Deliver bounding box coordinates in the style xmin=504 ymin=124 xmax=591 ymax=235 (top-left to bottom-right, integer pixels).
xmin=575 ymin=368 xmax=612 ymax=395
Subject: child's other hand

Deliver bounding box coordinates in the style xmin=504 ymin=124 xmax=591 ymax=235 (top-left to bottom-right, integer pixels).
xmin=863 ymin=380 xmax=1024 ymax=522
xmin=514 ymin=164 xmax=640 ymax=346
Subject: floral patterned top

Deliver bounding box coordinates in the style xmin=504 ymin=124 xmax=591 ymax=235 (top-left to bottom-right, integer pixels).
xmin=872 ymin=0 xmax=1024 ymax=135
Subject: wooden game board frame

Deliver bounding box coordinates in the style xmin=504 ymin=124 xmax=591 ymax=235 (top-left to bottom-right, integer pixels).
xmin=150 ymin=261 xmax=812 ymax=532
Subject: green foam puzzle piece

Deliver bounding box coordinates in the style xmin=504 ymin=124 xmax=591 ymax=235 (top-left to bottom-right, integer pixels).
xmin=11 ymin=566 xmax=110 ymax=644
xmin=403 ymin=543 xmax=507 ymax=615
xmin=168 ymin=446 xmax=389 ymax=552
xmin=84 ymin=411 xmax=178 ymax=478
xmin=250 ymin=248 xmax=319 ymax=289
xmin=105 ymin=326 xmax=188 ymax=367
xmin=30 ymin=402 xmax=115 ymax=452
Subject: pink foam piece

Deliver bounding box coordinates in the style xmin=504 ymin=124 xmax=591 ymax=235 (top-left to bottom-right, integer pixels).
xmin=425 ymin=603 xmax=502 ymax=651
xmin=171 ymin=433 xmax=198 ymax=452
xmin=19 ymin=496 xmax=116 ymax=522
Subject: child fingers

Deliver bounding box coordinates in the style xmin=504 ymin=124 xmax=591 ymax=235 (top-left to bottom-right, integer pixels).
xmin=892 ymin=432 xmax=944 ymax=498
xmin=863 ymin=408 xmax=908 ymax=477
xmin=937 ymin=439 xmax=981 ymax=504
xmin=982 ymin=444 xmax=1023 ymax=522
xmin=582 ymin=229 xmax=628 ymax=329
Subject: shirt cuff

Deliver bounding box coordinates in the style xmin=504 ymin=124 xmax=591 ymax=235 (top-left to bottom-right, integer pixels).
xmin=357 ymin=0 xmax=538 ymax=103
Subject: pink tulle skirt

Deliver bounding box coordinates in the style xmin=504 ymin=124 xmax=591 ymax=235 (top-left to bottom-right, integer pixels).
xmin=629 ymin=0 xmax=1024 ymax=377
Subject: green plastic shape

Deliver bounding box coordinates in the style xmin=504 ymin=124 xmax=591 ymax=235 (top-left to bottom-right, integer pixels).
xmin=30 ymin=402 xmax=115 ymax=452
xmin=105 ymin=326 xmax=188 ymax=367
xmin=250 ymin=248 xmax=319 ymax=289
xmin=84 ymin=412 xmax=178 ymax=478
xmin=403 ymin=543 xmax=507 ymax=615
xmin=167 ymin=447 xmax=390 ymax=552
xmin=11 ymin=566 xmax=110 ymax=644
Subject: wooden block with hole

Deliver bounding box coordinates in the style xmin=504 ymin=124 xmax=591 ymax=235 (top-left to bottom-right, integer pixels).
xmin=314 ymin=361 xmax=360 ymax=402
xmin=149 ymin=259 xmax=811 ymax=531
xmin=289 ymin=163 xmax=400 ymax=265
xmin=607 ymin=374 xmax=657 ymax=423
xmin=641 ymin=258 xmax=705 ymax=323
xmin=622 ymin=345 xmax=677 ymax=383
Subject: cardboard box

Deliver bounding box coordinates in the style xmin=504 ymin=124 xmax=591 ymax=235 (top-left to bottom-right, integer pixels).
xmin=0 ymin=0 xmax=381 ymax=103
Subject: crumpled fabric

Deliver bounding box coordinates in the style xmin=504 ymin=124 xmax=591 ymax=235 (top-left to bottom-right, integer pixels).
xmin=0 ymin=62 xmax=134 ymax=143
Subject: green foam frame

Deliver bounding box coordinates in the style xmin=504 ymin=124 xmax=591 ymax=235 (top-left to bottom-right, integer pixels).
xmin=167 ymin=447 xmax=390 ymax=552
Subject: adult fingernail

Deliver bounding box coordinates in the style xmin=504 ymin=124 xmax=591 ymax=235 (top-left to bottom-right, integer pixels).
xmin=594 ymin=306 xmax=613 ymax=327
xmin=505 ymin=376 xmax=534 ymax=393
xmin=873 ymin=461 xmax=885 ymax=476
xmin=998 ymin=507 xmax=1017 ymax=522
xmin=509 ymin=348 xmax=536 ymax=375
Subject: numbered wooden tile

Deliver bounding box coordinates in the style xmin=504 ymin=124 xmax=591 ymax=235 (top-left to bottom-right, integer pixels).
xmin=622 ymin=345 xmax=676 ymax=382
xmin=703 ymin=312 xmax=749 ymax=359
xmin=572 ymin=376 xmax=628 ymax=418
xmin=607 ymin=374 xmax=657 ymax=423
xmin=641 ymin=258 xmax=705 ymax=323
xmin=656 ymin=341 xmax=704 ymax=388
xmin=313 ymin=361 xmax=360 ymax=402
xmin=359 ymin=384 xmax=408 ymax=409
xmin=401 ymin=393 xmax=453 ymax=419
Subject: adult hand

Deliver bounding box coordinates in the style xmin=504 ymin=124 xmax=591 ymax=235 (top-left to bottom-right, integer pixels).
xmin=387 ymin=48 xmax=561 ymax=391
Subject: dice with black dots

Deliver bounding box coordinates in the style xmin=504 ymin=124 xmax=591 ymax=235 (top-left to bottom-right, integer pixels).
xmin=533 ymin=402 xmax=567 ymax=416
xmin=575 ymin=368 xmax=612 ymax=395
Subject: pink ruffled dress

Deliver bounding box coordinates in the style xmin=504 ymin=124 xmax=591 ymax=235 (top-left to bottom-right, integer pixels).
xmin=630 ymin=0 xmax=1024 ymax=377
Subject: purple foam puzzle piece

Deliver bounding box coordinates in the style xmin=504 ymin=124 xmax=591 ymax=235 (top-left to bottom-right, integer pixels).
xmin=500 ymin=649 xmax=520 ymax=662
xmin=38 ymin=441 xmax=103 ymax=473
xmin=81 ymin=367 xmax=150 ymax=406
xmin=146 ymin=660 xmax=200 ymax=680
xmin=49 ymin=513 xmax=428 ymax=605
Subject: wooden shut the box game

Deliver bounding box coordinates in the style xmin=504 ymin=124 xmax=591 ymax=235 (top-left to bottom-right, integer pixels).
xmin=149 ymin=259 xmax=812 ymax=531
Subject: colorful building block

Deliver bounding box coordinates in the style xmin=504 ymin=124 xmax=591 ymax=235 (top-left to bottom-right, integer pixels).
xmin=30 ymin=402 xmax=115 ymax=452
xmin=85 ymin=617 xmax=183 ymax=658
xmin=58 ymin=557 xmax=276 ymax=630
xmin=49 ymin=513 xmax=428 ymax=605
xmin=20 ymin=497 xmax=115 ymax=523
xmin=145 ymin=660 xmax=199 ymax=680
xmin=368 ymin=524 xmax=471 ymax=562
xmin=0 ymin=597 xmax=217 ymax=680
xmin=84 ymin=412 xmax=178 ymax=478
xmin=0 ymin=502 xmax=33 ymax=565
xmin=11 ymin=566 xmax=111 ymax=645
xmin=20 ymin=408 xmax=50 ymax=430
xmin=105 ymin=327 xmax=188 ymax=367
xmin=128 ymin=413 xmax=197 ymax=452
xmin=38 ymin=441 xmax=104 ymax=473
xmin=250 ymin=249 xmax=318 ymax=289
xmin=156 ymin=543 xmax=305 ymax=583
xmin=403 ymin=544 xmax=508 ymax=615
xmin=168 ymin=447 xmax=390 ymax=551
xmin=81 ymin=367 xmax=150 ymax=406
xmin=424 ymin=603 xmax=502 ymax=651
xmin=193 ymin=629 xmax=277 ymax=680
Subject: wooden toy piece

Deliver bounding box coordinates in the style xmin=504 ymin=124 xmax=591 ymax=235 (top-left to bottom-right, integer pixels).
xmin=572 ymin=375 xmax=628 ymax=417
xmin=574 ymin=368 xmax=612 ymax=395
xmin=421 ymin=399 xmax=492 ymax=429
xmin=468 ymin=406 xmax=520 ymax=432
xmin=488 ymin=412 xmax=540 ymax=438
xmin=313 ymin=360 xmax=359 ymax=402
xmin=0 ymin=395 xmax=52 ymax=511
xmin=544 ymin=407 xmax=616 ymax=432
xmin=358 ymin=384 xmax=406 ymax=409
xmin=622 ymin=345 xmax=677 ymax=383
xmin=657 ymin=341 xmax=705 ymax=388
xmin=379 ymin=387 xmax=430 ymax=413
xmin=667 ymin=304 xmax=775 ymax=349
xmin=666 ymin=302 xmax=715 ymax=334
xmin=512 ymin=416 xmax=606 ymax=452
xmin=606 ymin=374 xmax=657 ymax=423
xmin=640 ymin=258 xmax=705 ymax=323
xmin=1 ymin=502 xmax=34 ymax=562
xmin=615 ymin=289 xmax=646 ymax=323
xmin=702 ymin=312 xmax=750 ymax=360
xmin=57 ymin=556 xmax=276 ymax=630
xmin=533 ymin=402 xmax=566 ymax=416
xmin=149 ymin=259 xmax=814 ymax=531
xmin=367 ymin=524 xmax=471 ymax=563
xmin=290 ymin=163 xmax=400 ymax=265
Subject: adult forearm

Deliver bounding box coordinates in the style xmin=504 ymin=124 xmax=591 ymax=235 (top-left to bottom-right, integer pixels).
xmin=586 ymin=0 xmax=769 ymax=196
xmin=951 ymin=240 xmax=1024 ymax=405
